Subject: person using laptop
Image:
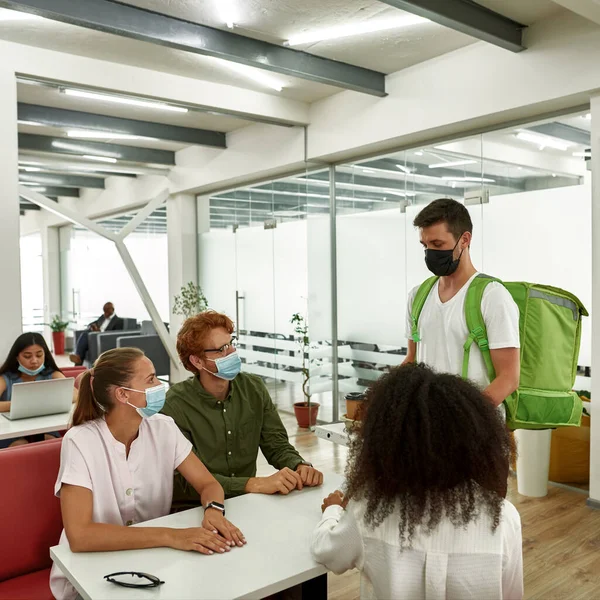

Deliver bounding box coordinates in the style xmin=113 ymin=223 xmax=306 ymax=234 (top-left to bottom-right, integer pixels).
xmin=50 ymin=347 xmax=246 ymax=600
xmin=0 ymin=332 xmax=66 ymax=448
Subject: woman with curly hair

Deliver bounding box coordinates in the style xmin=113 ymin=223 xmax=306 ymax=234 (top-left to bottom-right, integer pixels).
xmin=311 ymin=363 xmax=523 ymax=600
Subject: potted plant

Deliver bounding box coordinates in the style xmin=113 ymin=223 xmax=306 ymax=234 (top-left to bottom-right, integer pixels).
xmin=46 ymin=315 xmax=70 ymax=355
xmin=173 ymin=282 xmax=209 ymax=319
xmin=291 ymin=313 xmax=319 ymax=428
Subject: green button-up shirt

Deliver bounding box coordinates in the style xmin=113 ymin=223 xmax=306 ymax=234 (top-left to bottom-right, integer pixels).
xmin=161 ymin=372 xmax=305 ymax=508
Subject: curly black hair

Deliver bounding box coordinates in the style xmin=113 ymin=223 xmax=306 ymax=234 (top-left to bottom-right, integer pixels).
xmin=345 ymin=363 xmax=514 ymax=549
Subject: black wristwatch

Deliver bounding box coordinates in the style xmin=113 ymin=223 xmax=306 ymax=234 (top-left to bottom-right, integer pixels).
xmin=205 ymin=501 xmax=225 ymax=516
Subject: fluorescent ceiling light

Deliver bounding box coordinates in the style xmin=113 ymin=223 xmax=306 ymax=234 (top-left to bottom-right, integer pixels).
xmin=67 ymin=130 xmax=155 ymax=141
xmin=515 ymin=131 xmax=572 ymax=151
xmin=30 ymin=187 xmax=47 ymax=192
xmin=362 ymin=168 xmax=376 ymax=174
xmin=414 ymin=151 xmax=424 ymax=156
xmin=20 ymin=181 xmax=41 ymax=186
xmin=573 ymin=150 xmax=591 ymax=157
xmin=0 ymin=8 xmax=42 ymax=21
xmin=429 ymin=159 xmax=477 ymax=169
xmin=20 ymin=166 xmax=42 ymax=172
xmin=83 ymin=155 xmax=118 ymax=164
xmin=395 ymin=164 xmax=414 ymax=174
xmin=218 ymin=0 xmax=238 ymax=28
xmin=285 ymin=15 xmax=428 ymax=46
xmin=62 ymin=89 xmax=188 ymax=113
xmin=18 ymin=119 xmax=44 ymax=127
xmin=52 ymin=140 xmax=121 ymax=159
xmin=441 ymin=176 xmax=496 ymax=183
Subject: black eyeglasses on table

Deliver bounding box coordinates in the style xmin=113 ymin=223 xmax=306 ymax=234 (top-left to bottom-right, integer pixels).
xmin=104 ymin=571 xmax=165 ymax=589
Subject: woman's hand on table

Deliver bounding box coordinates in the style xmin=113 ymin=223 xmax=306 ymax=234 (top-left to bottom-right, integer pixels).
xmin=168 ymin=527 xmax=232 ymax=555
xmin=203 ymin=509 xmax=246 ymax=548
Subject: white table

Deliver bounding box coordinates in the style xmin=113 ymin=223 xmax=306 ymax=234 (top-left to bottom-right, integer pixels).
xmin=0 ymin=410 xmax=71 ymax=441
xmin=315 ymin=423 xmax=349 ymax=447
xmin=51 ymin=473 xmax=344 ymax=600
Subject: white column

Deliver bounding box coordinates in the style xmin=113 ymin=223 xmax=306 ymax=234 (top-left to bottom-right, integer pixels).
xmin=589 ymin=95 xmax=600 ymax=506
xmin=0 ymin=67 xmax=21 ymax=359
xmin=167 ymin=193 xmax=198 ymax=382
xmin=41 ymin=218 xmax=61 ymax=344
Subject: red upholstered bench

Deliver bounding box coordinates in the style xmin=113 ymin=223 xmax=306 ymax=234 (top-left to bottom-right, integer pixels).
xmin=0 ymin=438 xmax=63 ymax=600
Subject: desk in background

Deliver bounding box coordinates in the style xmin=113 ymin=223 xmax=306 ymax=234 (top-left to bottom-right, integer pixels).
xmin=0 ymin=409 xmax=72 ymax=441
xmin=52 ymin=473 xmax=344 ymax=600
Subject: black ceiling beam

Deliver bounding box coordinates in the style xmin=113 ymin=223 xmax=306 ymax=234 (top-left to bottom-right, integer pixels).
xmin=18 ymin=103 xmax=226 ymax=148
xmin=378 ymin=0 xmax=525 ymax=52
xmin=1 ymin=0 xmax=386 ymax=97
xmin=19 ymin=133 xmax=175 ymax=165
xmin=25 ymin=186 xmax=80 ymax=197
xmin=527 ymin=123 xmax=591 ymax=146
xmin=20 ymin=173 xmax=105 ymax=189
xmin=19 ymin=201 xmax=41 ymax=210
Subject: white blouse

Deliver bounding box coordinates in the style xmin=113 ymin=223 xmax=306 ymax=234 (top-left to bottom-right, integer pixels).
xmin=312 ymin=498 xmax=523 ymax=600
xmin=50 ymin=414 xmax=193 ymax=600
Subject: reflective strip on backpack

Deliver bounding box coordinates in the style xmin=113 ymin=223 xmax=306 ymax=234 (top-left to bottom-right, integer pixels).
xmin=529 ymin=289 xmax=581 ymax=321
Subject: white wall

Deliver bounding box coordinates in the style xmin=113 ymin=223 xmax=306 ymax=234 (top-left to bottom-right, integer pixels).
xmin=0 ymin=67 xmax=21 ymax=360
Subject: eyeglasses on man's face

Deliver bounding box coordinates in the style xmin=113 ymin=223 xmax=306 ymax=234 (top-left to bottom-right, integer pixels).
xmin=203 ymin=336 xmax=237 ymax=358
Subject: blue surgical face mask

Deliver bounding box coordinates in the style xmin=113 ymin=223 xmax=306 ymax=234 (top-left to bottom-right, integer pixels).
xmin=124 ymin=384 xmax=166 ymax=418
xmin=205 ymin=352 xmax=242 ymax=381
xmin=18 ymin=362 xmax=46 ymax=377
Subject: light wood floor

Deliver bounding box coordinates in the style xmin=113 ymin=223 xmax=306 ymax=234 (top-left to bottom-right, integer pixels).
xmin=260 ymin=413 xmax=600 ymax=600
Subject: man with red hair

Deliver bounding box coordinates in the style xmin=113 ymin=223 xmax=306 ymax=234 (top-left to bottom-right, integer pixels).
xmin=162 ymin=310 xmax=323 ymax=510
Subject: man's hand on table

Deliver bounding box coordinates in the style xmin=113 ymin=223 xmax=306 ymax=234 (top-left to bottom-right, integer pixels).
xmin=245 ymin=465 xmax=323 ymax=495
xmin=296 ymin=464 xmax=324 ymax=487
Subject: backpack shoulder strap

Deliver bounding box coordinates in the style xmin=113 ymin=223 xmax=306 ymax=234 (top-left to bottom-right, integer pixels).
xmin=410 ymin=277 xmax=439 ymax=343
xmin=463 ymin=274 xmax=500 ymax=381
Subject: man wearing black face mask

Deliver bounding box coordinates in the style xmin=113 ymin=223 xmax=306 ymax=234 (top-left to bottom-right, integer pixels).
xmin=403 ymin=199 xmax=520 ymax=412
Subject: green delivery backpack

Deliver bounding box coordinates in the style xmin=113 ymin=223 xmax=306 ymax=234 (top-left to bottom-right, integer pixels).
xmin=410 ymin=275 xmax=589 ymax=430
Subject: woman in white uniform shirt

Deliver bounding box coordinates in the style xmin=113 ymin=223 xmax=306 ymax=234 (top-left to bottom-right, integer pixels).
xmin=312 ymin=363 xmax=523 ymax=600
xmin=50 ymin=348 xmax=246 ymax=600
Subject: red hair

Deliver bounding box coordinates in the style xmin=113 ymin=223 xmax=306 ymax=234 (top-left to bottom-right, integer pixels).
xmin=177 ymin=310 xmax=234 ymax=373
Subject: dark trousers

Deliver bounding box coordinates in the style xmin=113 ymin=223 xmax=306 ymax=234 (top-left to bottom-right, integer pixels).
xmin=75 ymin=331 xmax=90 ymax=361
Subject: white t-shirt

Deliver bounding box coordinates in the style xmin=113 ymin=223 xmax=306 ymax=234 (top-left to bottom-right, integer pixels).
xmin=99 ymin=313 xmax=115 ymax=332
xmin=405 ymin=272 xmax=520 ymax=390
xmin=49 ymin=414 xmax=193 ymax=600
xmin=312 ymin=498 xmax=523 ymax=600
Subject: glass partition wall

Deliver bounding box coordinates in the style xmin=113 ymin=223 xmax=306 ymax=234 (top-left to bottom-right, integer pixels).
xmin=202 ymin=109 xmax=590 ymax=423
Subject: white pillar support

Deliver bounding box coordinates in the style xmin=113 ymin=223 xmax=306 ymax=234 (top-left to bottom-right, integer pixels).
xmin=0 ymin=68 xmax=21 ymax=359
xmin=589 ymin=95 xmax=600 ymax=507
xmin=167 ymin=193 xmax=198 ymax=383
xmin=40 ymin=217 xmax=61 ymax=344
xmin=19 ymin=185 xmax=180 ymax=371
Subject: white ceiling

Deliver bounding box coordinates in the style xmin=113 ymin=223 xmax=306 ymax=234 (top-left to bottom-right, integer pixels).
xmin=0 ymin=0 xmax=568 ymax=106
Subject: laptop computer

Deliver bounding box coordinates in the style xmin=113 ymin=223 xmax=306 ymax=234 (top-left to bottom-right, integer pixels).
xmin=3 ymin=377 xmax=74 ymax=420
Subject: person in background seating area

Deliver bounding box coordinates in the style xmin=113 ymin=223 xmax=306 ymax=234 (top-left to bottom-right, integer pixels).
xmin=162 ymin=310 xmax=323 ymax=511
xmin=69 ymin=302 xmax=124 ymax=366
xmin=0 ymin=332 xmax=66 ymax=448
xmin=51 ymin=347 xmax=245 ymax=600
xmin=311 ymin=363 xmax=523 ymax=600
